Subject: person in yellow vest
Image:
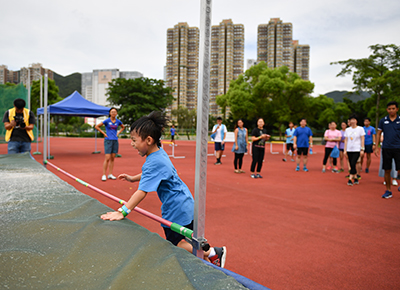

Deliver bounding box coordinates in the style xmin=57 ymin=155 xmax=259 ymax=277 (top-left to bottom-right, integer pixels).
xmin=2 ymin=98 xmax=35 ymax=154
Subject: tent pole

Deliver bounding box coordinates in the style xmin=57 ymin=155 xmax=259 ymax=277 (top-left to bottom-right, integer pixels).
xmin=43 ymin=74 xmax=48 ymax=165
xmin=93 ymin=118 xmax=101 ymax=154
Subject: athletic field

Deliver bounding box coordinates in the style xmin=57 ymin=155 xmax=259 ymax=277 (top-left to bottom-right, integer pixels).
xmin=2 ymin=138 xmax=399 ymax=289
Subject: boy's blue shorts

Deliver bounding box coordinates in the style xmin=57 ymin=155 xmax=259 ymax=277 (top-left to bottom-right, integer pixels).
xmin=214 ymin=142 xmax=225 ymax=151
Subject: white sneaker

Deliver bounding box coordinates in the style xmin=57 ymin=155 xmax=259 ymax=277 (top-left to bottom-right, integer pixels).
xmin=393 ymin=179 xmax=398 ymax=186
xmin=108 ymin=174 xmax=117 ymax=180
xmin=101 ymin=175 xmax=107 ymax=181
xmin=383 ymin=181 xmax=386 ymax=185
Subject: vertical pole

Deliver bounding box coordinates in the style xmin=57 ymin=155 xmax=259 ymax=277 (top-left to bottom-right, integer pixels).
xmin=40 ymin=76 xmax=43 ymax=144
xmin=27 ymin=68 xmax=31 ymax=110
xmin=48 ymin=108 xmax=51 ymax=158
xmin=95 ymin=118 xmax=97 ymax=152
xmin=43 ymin=73 xmax=48 ymax=164
xmin=193 ymin=0 xmax=212 ymax=258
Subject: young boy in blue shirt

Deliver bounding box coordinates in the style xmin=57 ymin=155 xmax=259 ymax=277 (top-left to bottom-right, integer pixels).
xmin=361 ymin=117 xmax=376 ymax=173
xmin=283 ymin=122 xmax=296 ymax=162
xmin=101 ymin=111 xmax=227 ymax=267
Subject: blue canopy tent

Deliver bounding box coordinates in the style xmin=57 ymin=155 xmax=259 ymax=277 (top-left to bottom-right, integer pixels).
xmin=37 ymin=91 xmax=110 ymax=156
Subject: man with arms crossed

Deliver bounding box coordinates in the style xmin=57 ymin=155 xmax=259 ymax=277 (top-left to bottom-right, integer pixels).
xmin=376 ymin=101 xmax=400 ymax=199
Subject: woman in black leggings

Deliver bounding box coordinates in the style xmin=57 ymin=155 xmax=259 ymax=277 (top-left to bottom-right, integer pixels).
xmin=250 ymin=118 xmax=270 ymax=179
xmin=344 ymin=115 xmax=365 ymax=186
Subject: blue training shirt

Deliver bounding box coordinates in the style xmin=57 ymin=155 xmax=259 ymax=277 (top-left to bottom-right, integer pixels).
xmin=363 ymin=126 xmax=376 ymax=145
xmin=293 ymin=126 xmax=313 ymax=148
xmin=138 ymin=148 xmax=194 ymax=227
xmin=285 ymin=128 xmax=295 ymax=144
xmin=378 ymin=115 xmax=400 ymax=149
xmin=103 ymin=118 xmax=122 ymax=140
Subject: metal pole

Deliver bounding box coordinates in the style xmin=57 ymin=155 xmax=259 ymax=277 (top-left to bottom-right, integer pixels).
xmin=193 ymin=0 xmax=212 ymax=258
xmin=34 ymin=75 xmax=43 ymax=155
xmin=40 ymin=76 xmax=43 ymax=144
xmin=43 ymin=73 xmax=48 ymax=164
xmin=48 ymin=108 xmax=51 ymax=158
xmin=27 ymin=68 xmax=31 ymax=111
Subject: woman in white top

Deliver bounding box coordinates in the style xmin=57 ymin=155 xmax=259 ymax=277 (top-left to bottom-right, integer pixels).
xmin=344 ymin=115 xmax=365 ymax=186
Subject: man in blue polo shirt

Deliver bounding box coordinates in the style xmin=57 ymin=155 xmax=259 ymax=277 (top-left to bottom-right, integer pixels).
xmin=376 ymin=101 xmax=400 ymax=199
xmin=293 ymin=118 xmax=313 ymax=172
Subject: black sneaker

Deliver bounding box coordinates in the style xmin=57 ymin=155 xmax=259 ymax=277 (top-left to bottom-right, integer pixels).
xmin=214 ymin=161 xmax=222 ymax=165
xmin=357 ymin=175 xmax=361 ymax=180
xmin=282 ymin=158 xmax=287 ymax=162
xmin=251 ymin=174 xmax=258 ymax=178
xmin=209 ymin=246 xmax=227 ymax=268
xmin=347 ymin=180 xmax=353 ymax=186
xmin=256 ymin=174 xmax=263 ymax=178
xmin=353 ymin=178 xmax=359 ymax=185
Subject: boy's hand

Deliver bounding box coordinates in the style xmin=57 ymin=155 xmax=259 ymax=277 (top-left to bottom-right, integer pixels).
xmin=118 ymin=173 xmax=131 ymax=182
xmin=101 ymin=211 xmax=124 ymax=221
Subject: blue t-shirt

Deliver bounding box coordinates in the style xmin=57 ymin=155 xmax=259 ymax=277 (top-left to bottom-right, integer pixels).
xmin=363 ymin=126 xmax=376 ymax=145
xmin=170 ymin=128 xmax=176 ymax=136
xmin=103 ymin=118 xmax=122 ymax=140
xmin=138 ymin=148 xmax=194 ymax=227
xmin=285 ymin=128 xmax=295 ymax=144
xmin=378 ymin=115 xmax=400 ymax=149
xmin=293 ymin=126 xmax=313 ymax=148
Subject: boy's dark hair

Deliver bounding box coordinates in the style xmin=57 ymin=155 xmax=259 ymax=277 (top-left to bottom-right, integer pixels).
xmin=217 ymin=117 xmax=222 ymax=121
xmin=348 ymin=114 xmax=358 ymax=120
xmin=387 ymin=101 xmax=398 ymax=108
xmin=364 ymin=117 xmax=371 ymax=122
xmin=14 ymin=98 xmax=26 ymax=109
xmin=299 ymin=118 xmax=306 ymax=122
xmin=130 ymin=111 xmax=167 ymax=147
xmin=108 ymin=107 xmax=118 ymax=117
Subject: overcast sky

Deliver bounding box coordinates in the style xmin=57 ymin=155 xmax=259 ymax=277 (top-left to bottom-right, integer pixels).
xmin=1 ymin=0 xmax=399 ymax=96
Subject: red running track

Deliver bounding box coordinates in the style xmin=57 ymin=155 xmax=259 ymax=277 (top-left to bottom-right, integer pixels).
xmin=2 ymin=138 xmax=400 ymax=290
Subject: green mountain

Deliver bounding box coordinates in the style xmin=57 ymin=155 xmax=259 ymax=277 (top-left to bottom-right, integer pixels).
xmin=325 ymin=90 xmax=371 ymax=103
xmin=54 ymin=72 xmax=82 ymax=98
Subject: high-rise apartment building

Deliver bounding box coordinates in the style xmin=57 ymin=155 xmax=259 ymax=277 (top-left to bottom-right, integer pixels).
xmin=257 ymin=18 xmax=309 ymax=80
xmin=293 ymin=40 xmax=310 ymax=81
xmin=209 ymin=19 xmax=244 ymax=117
xmin=82 ymin=69 xmax=143 ymax=106
xmin=20 ymin=63 xmax=54 ymax=85
xmin=0 ymin=65 xmax=20 ymax=84
xmin=165 ymin=22 xmax=199 ymax=116
xmin=166 ymin=20 xmax=244 ymax=118
xmin=0 ymin=63 xmax=53 ymax=85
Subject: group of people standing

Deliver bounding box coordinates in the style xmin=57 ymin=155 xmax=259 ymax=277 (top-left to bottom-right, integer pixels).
xmin=212 ymin=117 xmax=270 ymax=178
xmin=211 ymin=100 xmax=400 ymax=199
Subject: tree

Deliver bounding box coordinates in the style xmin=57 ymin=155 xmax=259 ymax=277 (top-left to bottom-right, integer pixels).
xmin=217 ymin=62 xmax=314 ymax=137
xmin=31 ymin=77 xmax=62 ymax=115
xmin=106 ymin=77 xmax=174 ymax=126
xmin=331 ymin=44 xmax=400 ymax=129
xmin=170 ymin=106 xmax=197 ymax=140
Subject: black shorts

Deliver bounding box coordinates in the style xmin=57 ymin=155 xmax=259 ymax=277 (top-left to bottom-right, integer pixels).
xmin=214 ymin=142 xmax=225 ymax=151
xmin=382 ymin=148 xmax=400 ymax=171
xmin=286 ymin=143 xmax=294 ymax=151
xmin=365 ymin=144 xmax=373 ymax=153
xmin=297 ymin=147 xmax=308 ymax=156
xmin=163 ymin=221 xmax=193 ymax=246
xmin=171 ymin=135 xmax=175 ymax=141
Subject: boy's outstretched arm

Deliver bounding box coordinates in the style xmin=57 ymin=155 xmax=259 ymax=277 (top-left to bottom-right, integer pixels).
xmin=100 ymin=189 xmax=147 ymax=221
xmin=118 ymin=173 xmax=142 ymax=182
